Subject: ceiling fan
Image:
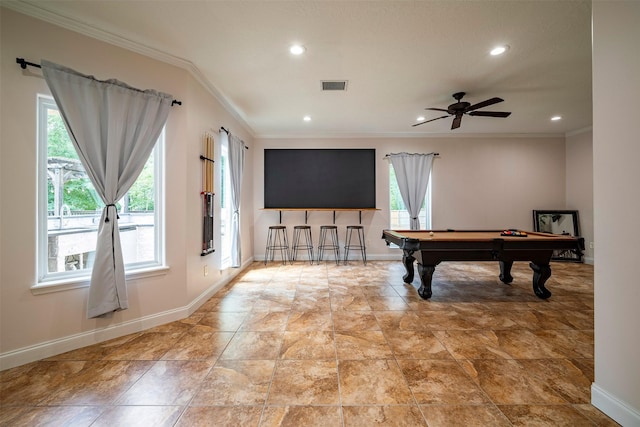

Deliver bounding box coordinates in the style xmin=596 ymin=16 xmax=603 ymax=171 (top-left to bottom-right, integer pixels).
xmin=413 ymin=92 xmax=511 ymax=130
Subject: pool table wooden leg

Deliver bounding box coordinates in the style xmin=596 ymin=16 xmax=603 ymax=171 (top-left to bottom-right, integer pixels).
xmin=499 ymin=260 xmax=514 ymax=283
xmin=402 ymin=251 xmax=415 ymax=284
xmin=529 ymin=262 xmax=552 ymax=299
xmin=417 ymin=264 xmax=436 ymax=299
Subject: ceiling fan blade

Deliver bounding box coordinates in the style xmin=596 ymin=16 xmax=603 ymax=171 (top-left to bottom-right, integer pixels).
xmin=451 ymin=115 xmax=462 ymax=129
xmin=468 ymin=111 xmax=512 ymax=118
xmin=412 ymin=115 xmax=449 ymax=127
xmin=425 ymin=108 xmax=449 ymax=112
xmin=466 ymin=97 xmax=504 ymax=112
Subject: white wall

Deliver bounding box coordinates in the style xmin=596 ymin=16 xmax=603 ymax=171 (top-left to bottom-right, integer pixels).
xmin=0 ymin=9 xmax=254 ymax=369
xmin=592 ymin=2 xmax=640 ymax=425
xmin=566 ymin=128 xmax=594 ymax=264
xmin=254 ymin=136 xmax=566 ymax=260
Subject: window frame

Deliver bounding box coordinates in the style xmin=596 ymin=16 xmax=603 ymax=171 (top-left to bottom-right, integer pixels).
xmin=219 ymin=136 xmax=232 ymax=269
xmin=389 ymin=164 xmax=432 ymax=230
xmin=34 ymin=95 xmax=166 ymax=292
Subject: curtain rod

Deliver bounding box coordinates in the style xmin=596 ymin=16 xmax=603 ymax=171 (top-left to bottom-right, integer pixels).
xmin=220 ymin=127 xmax=249 ymax=149
xmin=384 ymin=152 xmax=439 ymax=158
xmin=16 ymin=57 xmax=182 ymax=106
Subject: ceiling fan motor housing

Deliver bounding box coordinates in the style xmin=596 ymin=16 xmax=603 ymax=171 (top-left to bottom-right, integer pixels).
xmin=449 ymin=101 xmax=470 ymax=114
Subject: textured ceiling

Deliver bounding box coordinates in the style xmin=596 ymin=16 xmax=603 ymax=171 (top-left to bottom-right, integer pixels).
xmin=5 ymin=0 xmax=593 ymax=137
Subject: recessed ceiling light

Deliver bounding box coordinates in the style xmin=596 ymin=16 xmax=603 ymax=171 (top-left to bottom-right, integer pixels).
xmin=490 ymin=45 xmax=509 ymax=56
xmin=417 ymin=116 xmax=425 ymax=122
xmin=290 ymin=44 xmax=306 ymax=55
xmin=551 ymin=115 xmax=562 ymax=121
xmin=303 ymin=115 xmax=311 ymax=122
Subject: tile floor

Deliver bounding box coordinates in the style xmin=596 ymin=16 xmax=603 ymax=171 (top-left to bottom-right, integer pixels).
xmin=0 ymin=260 xmax=620 ymax=426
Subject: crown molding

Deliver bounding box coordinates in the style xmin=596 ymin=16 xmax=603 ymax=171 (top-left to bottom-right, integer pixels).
xmin=3 ymin=1 xmax=255 ymax=138
xmin=256 ymin=132 xmax=566 ymax=140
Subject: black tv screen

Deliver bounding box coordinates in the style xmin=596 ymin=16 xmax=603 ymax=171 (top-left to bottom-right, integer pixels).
xmin=264 ymin=149 xmax=376 ymax=209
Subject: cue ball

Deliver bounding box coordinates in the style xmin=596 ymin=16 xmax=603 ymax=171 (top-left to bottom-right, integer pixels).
xmin=429 ymin=231 xmax=434 ymax=236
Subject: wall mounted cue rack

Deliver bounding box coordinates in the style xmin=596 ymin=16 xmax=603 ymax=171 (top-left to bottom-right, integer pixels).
xmin=200 ymin=133 xmax=215 ymax=256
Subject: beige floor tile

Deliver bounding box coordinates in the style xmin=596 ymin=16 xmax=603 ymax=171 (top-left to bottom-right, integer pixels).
xmin=161 ymin=328 xmax=234 ymax=360
xmin=0 ymin=405 xmax=104 ymax=427
xmin=279 ymin=331 xmax=336 ymax=359
xmin=267 ymin=360 xmax=339 ymax=405
xmin=420 ymin=404 xmax=512 ymax=427
xmin=498 ymin=404 xmax=596 ymax=426
xmin=103 ymin=332 xmax=184 ymax=360
xmin=0 ymin=360 xmax=87 ymax=405
xmin=286 ymin=311 xmax=333 ymax=331
xmin=239 ymin=310 xmax=290 ymax=332
xmin=463 ymin=359 xmax=567 ymax=405
xmin=342 ymin=405 xmax=426 ymax=426
xmin=374 ymin=311 xmax=423 ymax=331
xmin=116 ymin=360 xmax=214 ymax=405
xmin=432 ymin=330 xmax=514 ymax=359
xmin=176 ymin=406 xmax=262 ymax=427
xmin=260 ymin=406 xmax=342 ymax=427
xmin=398 ymin=359 xmax=488 ymax=404
xmin=384 ymin=330 xmax=451 ymax=359
xmin=335 ymin=331 xmax=394 ymax=359
xmin=197 ymin=311 xmax=248 ymax=331
xmin=40 ymin=360 xmax=153 ymax=405
xmin=332 ymin=311 xmax=380 ymax=331
xmin=1 ymin=261 xmax=613 ymax=427
xmin=339 ymin=359 xmax=413 ymax=405
xmin=191 ymin=359 xmax=274 ymax=405
xmin=330 ymin=294 xmax=372 ymax=311
xmin=90 ymin=405 xmax=184 ymax=427
xmin=219 ymin=332 xmax=284 ymax=360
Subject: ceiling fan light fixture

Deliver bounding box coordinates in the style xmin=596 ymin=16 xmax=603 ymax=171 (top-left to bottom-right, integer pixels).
xmin=417 ymin=116 xmax=425 ymax=122
xmin=490 ymin=45 xmax=509 ymax=56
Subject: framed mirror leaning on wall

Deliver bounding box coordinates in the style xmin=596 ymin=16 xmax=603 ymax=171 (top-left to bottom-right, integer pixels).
xmin=533 ymin=210 xmax=584 ymax=262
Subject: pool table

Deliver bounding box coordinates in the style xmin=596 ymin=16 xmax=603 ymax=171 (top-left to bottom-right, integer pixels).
xmin=382 ymin=229 xmax=584 ymax=299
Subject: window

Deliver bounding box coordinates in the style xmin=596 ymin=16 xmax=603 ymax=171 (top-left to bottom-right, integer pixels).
xmin=37 ymin=96 xmax=164 ymax=284
xmin=219 ymin=137 xmax=232 ymax=268
xmin=389 ymin=165 xmax=432 ymax=229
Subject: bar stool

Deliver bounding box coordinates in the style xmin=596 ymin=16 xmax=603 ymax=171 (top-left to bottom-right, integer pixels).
xmin=316 ymin=225 xmax=340 ymax=265
xmin=264 ymin=225 xmax=289 ymax=265
xmin=344 ymin=225 xmax=367 ymax=265
xmin=290 ymin=225 xmax=314 ymax=264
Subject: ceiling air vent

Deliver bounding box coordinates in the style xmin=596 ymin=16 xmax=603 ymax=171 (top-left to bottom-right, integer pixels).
xmin=321 ymin=80 xmax=348 ymax=91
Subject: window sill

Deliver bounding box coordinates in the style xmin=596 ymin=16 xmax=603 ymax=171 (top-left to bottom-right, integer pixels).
xmin=31 ymin=265 xmax=170 ymax=295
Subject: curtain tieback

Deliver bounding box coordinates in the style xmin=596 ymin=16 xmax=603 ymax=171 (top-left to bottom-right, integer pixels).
xmin=411 ymin=217 xmax=418 ymax=220
xmin=104 ymin=204 xmax=119 ymax=222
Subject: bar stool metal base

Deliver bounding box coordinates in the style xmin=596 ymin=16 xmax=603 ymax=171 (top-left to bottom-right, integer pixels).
xmin=265 ymin=225 xmax=289 ymax=265
xmin=290 ymin=225 xmax=314 ymax=264
xmin=317 ymin=225 xmax=340 ymax=265
xmin=344 ymin=225 xmax=367 ymax=265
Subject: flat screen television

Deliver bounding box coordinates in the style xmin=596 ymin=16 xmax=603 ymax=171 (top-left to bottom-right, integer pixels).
xmin=264 ymin=149 xmax=376 ymax=209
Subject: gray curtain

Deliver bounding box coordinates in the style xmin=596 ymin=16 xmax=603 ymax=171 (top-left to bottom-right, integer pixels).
xmin=42 ymin=60 xmax=174 ymax=318
xmin=227 ymin=133 xmax=245 ymax=268
xmin=387 ymin=152 xmax=435 ymax=230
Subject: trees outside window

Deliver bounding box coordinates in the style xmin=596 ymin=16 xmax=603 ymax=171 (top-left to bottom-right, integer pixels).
xmin=37 ymin=96 xmax=164 ymax=282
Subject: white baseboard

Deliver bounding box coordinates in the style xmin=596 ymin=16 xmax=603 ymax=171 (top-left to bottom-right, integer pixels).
xmin=592 ymin=383 xmax=640 ymax=427
xmin=0 ymin=258 xmax=253 ymax=371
